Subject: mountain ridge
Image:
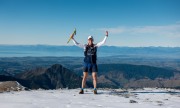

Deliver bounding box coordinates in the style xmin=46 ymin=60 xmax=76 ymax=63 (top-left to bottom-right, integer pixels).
xmin=16 ymin=64 xmax=82 ymax=89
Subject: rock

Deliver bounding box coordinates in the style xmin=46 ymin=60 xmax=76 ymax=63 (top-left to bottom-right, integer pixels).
xmin=129 ymin=100 xmax=138 ymax=103
xmin=0 ymin=81 xmax=25 ymax=92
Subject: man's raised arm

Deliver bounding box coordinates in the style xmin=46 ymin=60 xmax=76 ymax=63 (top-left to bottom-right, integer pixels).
xmin=72 ymin=38 xmax=85 ymax=49
xmin=96 ymin=31 xmax=108 ymax=47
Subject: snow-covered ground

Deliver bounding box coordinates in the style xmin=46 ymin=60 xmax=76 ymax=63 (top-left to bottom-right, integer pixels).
xmin=0 ymin=88 xmax=180 ymax=108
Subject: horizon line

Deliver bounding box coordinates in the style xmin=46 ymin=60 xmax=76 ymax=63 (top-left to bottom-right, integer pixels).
xmin=0 ymin=44 xmax=180 ymax=48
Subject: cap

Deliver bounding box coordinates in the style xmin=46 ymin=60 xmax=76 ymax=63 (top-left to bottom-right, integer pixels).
xmin=88 ymin=35 xmax=93 ymax=40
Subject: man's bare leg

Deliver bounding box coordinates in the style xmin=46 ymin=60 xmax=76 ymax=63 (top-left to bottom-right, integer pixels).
xmin=79 ymin=72 xmax=88 ymax=94
xmin=82 ymin=72 xmax=88 ymax=88
xmin=92 ymin=72 xmax=97 ymax=94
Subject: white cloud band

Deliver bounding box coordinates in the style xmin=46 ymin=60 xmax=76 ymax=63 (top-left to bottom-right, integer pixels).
xmin=97 ymin=23 xmax=180 ymax=38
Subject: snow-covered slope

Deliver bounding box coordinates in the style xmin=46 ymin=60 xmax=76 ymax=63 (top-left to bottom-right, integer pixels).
xmin=0 ymin=88 xmax=179 ymax=108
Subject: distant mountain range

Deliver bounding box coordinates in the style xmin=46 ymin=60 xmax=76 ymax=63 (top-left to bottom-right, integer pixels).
xmin=1 ymin=63 xmax=180 ymax=89
xmin=0 ymin=45 xmax=179 ymax=58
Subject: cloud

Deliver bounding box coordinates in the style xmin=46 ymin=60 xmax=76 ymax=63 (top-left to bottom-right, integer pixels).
xmin=96 ymin=23 xmax=180 ymax=38
xmin=97 ymin=27 xmax=126 ymax=34
xmin=176 ymin=21 xmax=180 ymax=24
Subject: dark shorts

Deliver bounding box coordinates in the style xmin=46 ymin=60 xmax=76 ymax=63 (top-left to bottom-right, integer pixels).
xmin=83 ymin=63 xmax=98 ymax=73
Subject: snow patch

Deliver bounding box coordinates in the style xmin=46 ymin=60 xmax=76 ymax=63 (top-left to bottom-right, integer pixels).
xmin=0 ymin=88 xmax=179 ymax=108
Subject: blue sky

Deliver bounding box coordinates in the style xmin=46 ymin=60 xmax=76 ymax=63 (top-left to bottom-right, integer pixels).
xmin=0 ymin=0 xmax=180 ymax=46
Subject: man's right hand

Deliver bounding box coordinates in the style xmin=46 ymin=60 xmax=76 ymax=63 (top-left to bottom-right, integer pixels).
xmin=106 ymin=31 xmax=108 ymax=37
xmin=71 ymin=35 xmax=74 ymax=39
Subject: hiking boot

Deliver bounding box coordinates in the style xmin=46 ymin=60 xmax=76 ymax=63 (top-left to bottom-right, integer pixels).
xmin=93 ymin=89 xmax=97 ymax=94
xmin=79 ymin=89 xmax=84 ymax=94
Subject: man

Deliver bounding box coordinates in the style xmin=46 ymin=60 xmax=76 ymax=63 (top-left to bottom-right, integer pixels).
xmin=72 ymin=31 xmax=108 ymax=94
